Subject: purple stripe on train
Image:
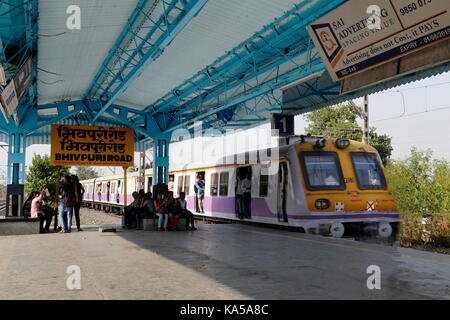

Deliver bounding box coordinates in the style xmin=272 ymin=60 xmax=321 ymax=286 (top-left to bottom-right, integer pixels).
xmin=187 ymin=196 xmax=399 ymax=220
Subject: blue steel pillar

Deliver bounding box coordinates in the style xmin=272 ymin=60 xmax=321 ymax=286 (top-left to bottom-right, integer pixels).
xmin=153 ymin=137 xmax=170 ymax=187
xmin=6 ymin=133 xmax=27 ymax=217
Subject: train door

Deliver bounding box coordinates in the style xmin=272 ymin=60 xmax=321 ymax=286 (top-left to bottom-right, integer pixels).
xmin=194 ymin=171 xmax=205 ymax=213
xmin=277 ymin=162 xmax=288 ymax=223
xmin=236 ymin=166 xmax=252 ymax=219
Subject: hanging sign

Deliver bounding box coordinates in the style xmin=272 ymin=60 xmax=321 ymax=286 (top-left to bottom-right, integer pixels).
xmin=51 ymin=124 xmax=135 ymax=166
xmin=14 ymin=56 xmax=33 ymax=101
xmin=308 ymin=0 xmax=450 ymax=81
xmin=0 ymin=80 xmax=19 ymax=120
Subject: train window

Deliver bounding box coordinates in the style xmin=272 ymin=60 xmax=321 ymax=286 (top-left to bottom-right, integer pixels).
xmin=210 ymin=173 xmax=218 ymax=196
xmin=300 ymin=151 xmax=345 ymax=190
xmin=351 ymin=152 xmax=387 ymax=190
xmin=259 ymin=175 xmax=269 ymax=197
xmin=219 ymin=172 xmax=229 ymax=196
xmin=184 ymin=175 xmax=190 ymax=195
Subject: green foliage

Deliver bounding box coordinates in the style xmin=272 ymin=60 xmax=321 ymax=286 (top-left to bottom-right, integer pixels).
xmin=386 ymin=147 xmax=450 ymax=218
xmin=25 ymin=154 xmax=71 ymax=204
xmin=75 ymin=166 xmax=99 ymax=181
xmin=303 ymin=104 xmax=393 ymax=164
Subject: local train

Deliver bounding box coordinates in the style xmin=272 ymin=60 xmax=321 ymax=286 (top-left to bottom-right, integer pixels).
xmin=80 ymin=136 xmax=400 ymax=238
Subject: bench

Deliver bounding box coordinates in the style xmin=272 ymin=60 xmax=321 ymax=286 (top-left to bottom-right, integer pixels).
xmin=141 ymin=217 xmax=187 ymax=231
xmin=0 ymin=217 xmax=40 ymax=235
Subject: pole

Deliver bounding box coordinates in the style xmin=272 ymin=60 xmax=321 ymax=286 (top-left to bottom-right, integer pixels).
xmin=54 ymin=166 xmax=61 ymax=231
xmin=123 ymin=166 xmax=128 ymax=210
xmin=362 ymin=95 xmax=369 ymax=144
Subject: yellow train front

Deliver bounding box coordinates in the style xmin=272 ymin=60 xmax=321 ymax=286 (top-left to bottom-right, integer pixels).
xmin=289 ymin=136 xmax=399 ymax=238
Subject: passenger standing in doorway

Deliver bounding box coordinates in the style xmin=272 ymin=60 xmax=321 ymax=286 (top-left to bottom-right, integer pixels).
xmin=235 ymin=175 xmax=244 ymax=219
xmin=96 ymin=184 xmax=102 ymax=201
xmin=106 ymin=181 xmax=110 ymax=202
xmin=194 ymin=179 xmax=199 ymax=213
xmin=242 ymin=173 xmax=252 ymax=219
xmin=195 ymin=176 xmax=205 ymax=213
xmin=72 ymin=175 xmax=85 ymax=232
xmin=116 ymin=180 xmax=121 ymax=204
xmin=59 ymin=176 xmax=76 ymax=233
xmin=168 ymin=177 xmax=174 ymax=193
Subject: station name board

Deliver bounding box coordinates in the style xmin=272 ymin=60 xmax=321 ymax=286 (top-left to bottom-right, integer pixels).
xmin=308 ymin=0 xmax=450 ymax=81
xmin=51 ymin=124 xmax=134 ymax=167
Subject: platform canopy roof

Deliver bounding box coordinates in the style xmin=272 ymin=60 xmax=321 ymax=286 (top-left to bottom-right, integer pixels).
xmin=0 ymin=0 xmax=449 ymax=150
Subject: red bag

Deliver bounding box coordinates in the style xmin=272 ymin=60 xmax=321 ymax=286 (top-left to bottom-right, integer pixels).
xmin=169 ymin=217 xmax=180 ymax=227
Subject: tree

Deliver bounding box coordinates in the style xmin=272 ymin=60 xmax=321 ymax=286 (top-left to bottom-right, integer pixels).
xmin=75 ymin=166 xmax=99 ymax=181
xmin=303 ymin=103 xmax=393 ymax=165
xmin=25 ymin=154 xmax=71 ymax=204
xmin=386 ymin=148 xmax=450 ymax=217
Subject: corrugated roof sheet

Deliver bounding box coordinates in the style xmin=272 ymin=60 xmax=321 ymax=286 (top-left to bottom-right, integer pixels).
xmin=37 ymin=0 xmax=138 ymax=105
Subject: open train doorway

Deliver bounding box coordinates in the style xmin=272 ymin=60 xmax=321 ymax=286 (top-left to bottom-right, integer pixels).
xmin=277 ymin=162 xmax=288 ymax=223
xmin=194 ymin=171 xmax=205 ymax=213
xmin=236 ymin=166 xmax=252 ymax=219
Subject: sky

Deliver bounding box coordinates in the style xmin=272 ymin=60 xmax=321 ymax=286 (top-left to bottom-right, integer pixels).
xmin=0 ymin=69 xmax=449 ymax=179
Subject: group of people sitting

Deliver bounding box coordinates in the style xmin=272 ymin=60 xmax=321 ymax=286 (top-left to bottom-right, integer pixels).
xmin=24 ymin=174 xmax=84 ymax=233
xmin=123 ymin=190 xmax=197 ymax=232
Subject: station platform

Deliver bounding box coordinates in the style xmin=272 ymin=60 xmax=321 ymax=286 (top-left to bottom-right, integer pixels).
xmin=0 ymin=223 xmax=449 ymax=300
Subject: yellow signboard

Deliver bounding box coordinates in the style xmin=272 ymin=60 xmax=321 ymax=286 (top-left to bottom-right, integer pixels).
xmin=50 ymin=124 xmax=134 ymax=167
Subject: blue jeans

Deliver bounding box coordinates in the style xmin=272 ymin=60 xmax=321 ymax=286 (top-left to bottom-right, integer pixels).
xmin=156 ymin=213 xmax=169 ymax=229
xmin=59 ymin=203 xmax=74 ymax=231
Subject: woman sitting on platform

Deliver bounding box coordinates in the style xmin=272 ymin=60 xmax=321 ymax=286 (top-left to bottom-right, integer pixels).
xmin=31 ymin=189 xmax=53 ymax=233
xmin=154 ymin=193 xmax=169 ymax=231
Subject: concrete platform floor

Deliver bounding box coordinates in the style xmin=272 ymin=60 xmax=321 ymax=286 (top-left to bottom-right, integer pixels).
xmin=0 ymin=223 xmax=449 ymax=300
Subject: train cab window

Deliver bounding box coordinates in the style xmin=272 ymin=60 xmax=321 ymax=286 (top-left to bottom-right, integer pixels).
xmin=351 ymin=152 xmax=386 ymax=190
xmin=300 ymin=151 xmax=345 ymax=190
xmin=210 ymin=173 xmax=218 ymax=196
xmin=219 ymin=172 xmax=229 ymax=196
xmin=259 ymin=175 xmax=269 ymax=197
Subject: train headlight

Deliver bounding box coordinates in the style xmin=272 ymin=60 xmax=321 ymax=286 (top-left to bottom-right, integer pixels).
xmin=314 ymin=138 xmax=327 ymax=148
xmin=315 ymin=199 xmax=330 ymax=210
xmin=336 ymin=138 xmax=350 ymax=149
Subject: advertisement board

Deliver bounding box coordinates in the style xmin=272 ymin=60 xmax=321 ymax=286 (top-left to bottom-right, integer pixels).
xmin=308 ymin=0 xmax=450 ymax=81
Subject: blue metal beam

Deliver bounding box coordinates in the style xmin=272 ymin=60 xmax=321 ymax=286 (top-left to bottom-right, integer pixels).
xmin=163 ymin=62 xmax=325 ymax=134
xmin=144 ymin=0 xmax=345 ymax=120
xmin=87 ymin=0 xmax=208 ymax=124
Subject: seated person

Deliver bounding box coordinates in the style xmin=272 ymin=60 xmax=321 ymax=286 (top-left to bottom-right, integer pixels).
xmin=154 ymin=193 xmax=169 ymax=231
xmin=135 ymin=192 xmax=154 ymax=230
xmin=168 ymin=194 xmax=182 ymax=230
xmin=123 ymin=192 xmax=140 ymax=228
xmin=31 ymin=189 xmax=52 ymax=233
xmin=24 ymin=191 xmax=38 ymax=218
xmin=179 ymin=192 xmax=196 ymax=230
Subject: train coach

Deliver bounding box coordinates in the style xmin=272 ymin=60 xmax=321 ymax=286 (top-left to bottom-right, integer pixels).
xmin=80 ymin=136 xmax=400 ymax=238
